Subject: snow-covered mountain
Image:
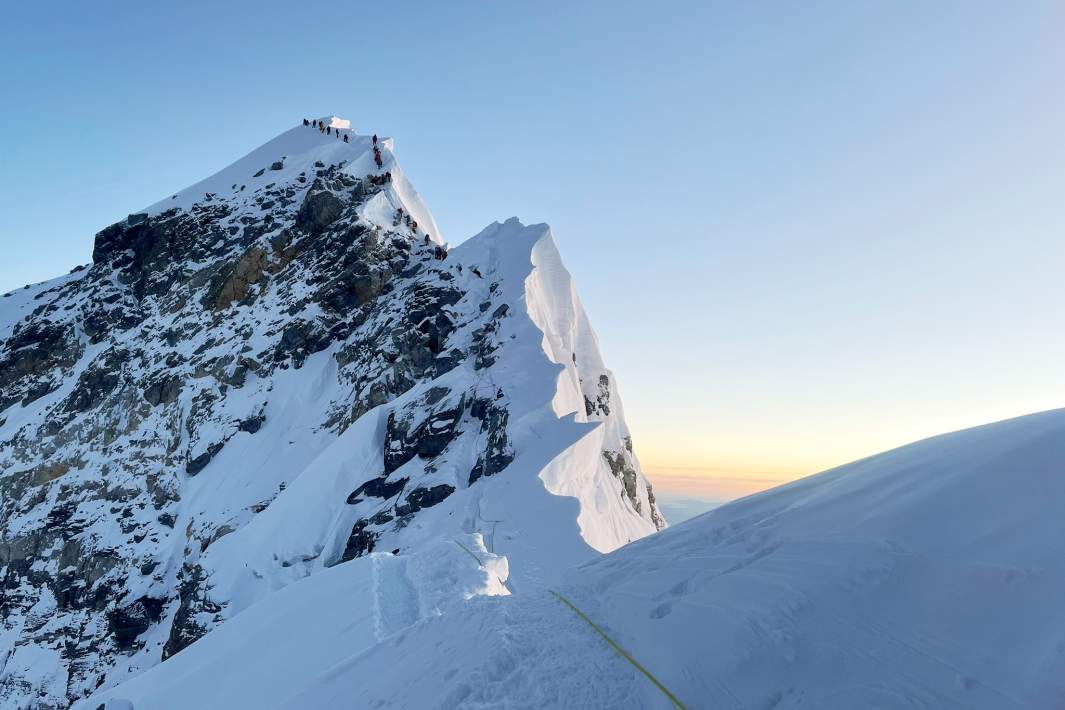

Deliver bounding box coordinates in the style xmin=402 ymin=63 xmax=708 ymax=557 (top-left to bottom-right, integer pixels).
xmin=85 ymin=408 xmax=1065 ymax=710
xmin=0 ymin=117 xmax=663 ymax=708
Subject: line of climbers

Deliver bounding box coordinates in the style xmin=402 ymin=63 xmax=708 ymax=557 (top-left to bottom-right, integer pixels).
xmin=303 ymin=118 xmax=349 ymax=142
xmin=300 ymin=120 xmax=446 ymax=258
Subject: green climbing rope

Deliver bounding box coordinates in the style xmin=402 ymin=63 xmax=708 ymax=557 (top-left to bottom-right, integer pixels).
xmin=549 ymin=590 xmax=687 ymax=710
xmin=452 ymin=538 xmax=484 ymax=566
xmin=452 ymin=538 xmax=682 ymax=706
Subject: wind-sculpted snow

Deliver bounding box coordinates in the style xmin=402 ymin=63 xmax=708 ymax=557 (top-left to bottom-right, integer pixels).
xmin=86 ymin=408 xmax=1065 ymax=709
xmin=0 ymin=118 xmax=661 ymax=707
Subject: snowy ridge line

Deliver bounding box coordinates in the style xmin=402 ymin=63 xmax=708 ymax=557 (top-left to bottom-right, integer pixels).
xmin=548 ymin=590 xmax=688 ymax=710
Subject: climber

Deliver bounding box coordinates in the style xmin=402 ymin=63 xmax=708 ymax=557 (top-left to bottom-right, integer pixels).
xmin=343 ymin=133 xmax=349 ymax=143
xmin=327 ymin=126 xmax=332 ymax=135
xmin=373 ymin=134 xmax=378 ymax=145
xmin=411 ymin=220 xmax=418 ymax=233
xmin=384 ymin=171 xmax=392 ymax=182
xmin=303 ymin=118 xmax=309 ymax=126
xmin=375 ymin=155 xmax=383 ymax=168
xmin=424 ymin=235 xmax=431 ymax=245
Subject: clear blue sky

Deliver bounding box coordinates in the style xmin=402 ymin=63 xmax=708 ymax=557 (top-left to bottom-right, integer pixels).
xmin=2 ymin=1 xmax=1063 ymax=496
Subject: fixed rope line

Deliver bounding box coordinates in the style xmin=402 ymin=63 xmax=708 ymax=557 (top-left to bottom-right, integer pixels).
xmin=548 ymin=590 xmax=687 ymax=710
xmin=452 ymin=540 xmax=682 ymax=706
xmin=452 ymin=538 xmax=485 ymax=566
xmin=449 ymin=538 xmax=681 ymax=710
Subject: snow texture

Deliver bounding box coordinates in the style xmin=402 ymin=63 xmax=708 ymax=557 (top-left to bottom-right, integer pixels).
xmin=86 ymin=408 xmax=1065 ymax=709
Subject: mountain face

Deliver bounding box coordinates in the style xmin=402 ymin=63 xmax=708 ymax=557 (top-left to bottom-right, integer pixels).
xmin=85 ymin=408 xmax=1065 ymax=710
xmin=0 ymin=117 xmax=663 ymax=708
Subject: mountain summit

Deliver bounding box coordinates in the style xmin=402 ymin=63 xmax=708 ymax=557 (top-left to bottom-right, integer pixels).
xmin=0 ymin=118 xmax=662 ymax=707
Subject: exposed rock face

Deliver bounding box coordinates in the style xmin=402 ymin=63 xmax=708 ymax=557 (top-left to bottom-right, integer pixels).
xmin=0 ymin=124 xmax=662 ymax=708
xmin=468 ymin=394 xmax=514 ymax=485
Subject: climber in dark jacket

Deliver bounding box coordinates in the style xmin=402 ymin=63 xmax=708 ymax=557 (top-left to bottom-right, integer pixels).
xmin=343 ymin=134 xmax=349 ymax=143
xmin=373 ymin=134 xmax=378 ymax=145
xmin=303 ymin=118 xmax=309 ymax=126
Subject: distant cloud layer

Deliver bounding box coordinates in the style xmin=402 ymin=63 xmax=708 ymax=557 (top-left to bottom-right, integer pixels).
xmin=645 ymin=467 xmax=788 ymax=523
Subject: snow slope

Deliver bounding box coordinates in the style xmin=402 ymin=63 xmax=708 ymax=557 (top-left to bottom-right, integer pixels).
xmin=86 ymin=408 xmax=1065 ymax=709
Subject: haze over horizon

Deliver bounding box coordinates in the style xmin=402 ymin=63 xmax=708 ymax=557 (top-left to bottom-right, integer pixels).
xmin=2 ymin=1 xmax=1063 ymax=502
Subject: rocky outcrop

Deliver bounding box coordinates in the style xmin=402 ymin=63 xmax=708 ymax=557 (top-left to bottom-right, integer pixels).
xmin=108 ymin=596 xmax=165 ymax=650
xmin=468 ymin=394 xmax=514 ymax=485
xmin=206 ymin=245 xmax=269 ymax=311
xmin=603 ymin=450 xmax=642 ymax=515
xmin=383 ymin=391 xmax=465 ymax=474
xmin=584 ymin=374 xmax=611 ymax=416
xmin=295 ymin=189 xmax=344 ymax=233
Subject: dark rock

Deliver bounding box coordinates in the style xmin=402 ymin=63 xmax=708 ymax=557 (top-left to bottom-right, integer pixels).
xmin=603 ymin=450 xmax=641 ymax=514
xmin=205 ymin=246 xmax=269 ymax=311
xmin=383 ymin=396 xmax=465 ymax=474
xmin=162 ymin=564 xmax=218 ymax=660
xmin=346 ymin=476 xmax=409 ymax=504
xmin=647 ymin=484 xmax=664 ymax=530
xmin=108 ymin=596 xmax=164 ymax=650
xmin=270 ymin=160 xmax=284 ymax=171
xmin=239 ymin=414 xmax=265 ymax=434
xmin=584 ymin=374 xmax=611 ymax=416
xmin=64 ymin=360 xmax=122 ymax=413
xmin=273 ymin=320 xmax=331 ymax=368
xmin=144 ymin=375 xmax=182 ymax=406
xmin=336 ymin=519 xmax=378 ymax=563
xmin=395 ymin=484 xmax=455 ymax=516
xmin=186 ymin=441 xmax=224 ymax=476
xmin=469 ymin=397 xmax=514 ymax=485
xmin=295 ymin=190 xmax=344 ymax=234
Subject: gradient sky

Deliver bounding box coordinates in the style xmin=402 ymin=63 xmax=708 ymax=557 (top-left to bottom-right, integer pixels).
xmin=2 ymin=1 xmax=1063 ymax=499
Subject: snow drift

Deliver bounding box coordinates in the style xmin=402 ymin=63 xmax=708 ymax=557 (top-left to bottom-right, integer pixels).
xmin=86 ymin=408 xmax=1065 ymax=709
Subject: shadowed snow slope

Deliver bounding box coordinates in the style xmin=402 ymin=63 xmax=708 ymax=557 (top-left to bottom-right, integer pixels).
xmin=85 ymin=408 xmax=1065 ymax=709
